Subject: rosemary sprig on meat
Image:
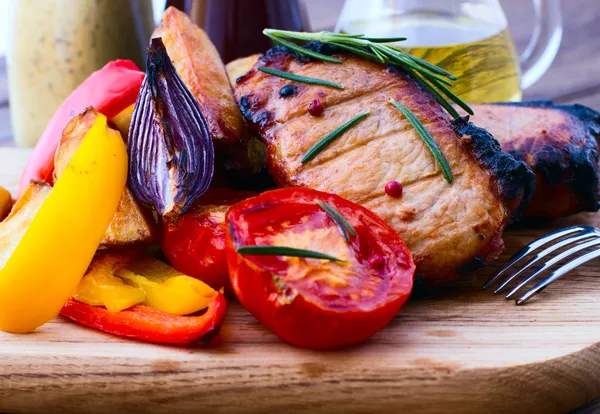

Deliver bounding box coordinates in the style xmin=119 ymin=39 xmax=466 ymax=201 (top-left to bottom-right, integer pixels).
xmin=237 ymin=246 xmax=344 ymax=262
xmin=263 ymin=32 xmax=343 ymax=64
xmin=317 ymin=201 xmax=357 ymax=243
xmin=263 ymin=29 xmax=473 ymax=119
xmin=389 ymin=99 xmax=453 ymax=183
xmin=302 ymin=110 xmax=371 ymax=163
xmin=257 ymin=66 xmax=344 ymax=90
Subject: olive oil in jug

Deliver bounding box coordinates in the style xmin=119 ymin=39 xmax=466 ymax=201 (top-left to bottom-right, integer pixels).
xmin=339 ymin=12 xmax=522 ymax=103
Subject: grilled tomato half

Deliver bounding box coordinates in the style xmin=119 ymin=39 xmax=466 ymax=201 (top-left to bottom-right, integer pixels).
xmin=161 ymin=188 xmax=256 ymax=293
xmin=225 ymin=188 xmax=415 ymax=349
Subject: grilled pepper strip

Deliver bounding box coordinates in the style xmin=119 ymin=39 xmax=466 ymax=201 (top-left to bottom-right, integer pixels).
xmin=60 ymin=294 xmax=227 ymax=346
xmin=18 ymin=60 xmax=144 ymax=195
xmin=73 ymin=252 xmax=220 ymax=316
xmin=0 ymin=114 xmax=127 ymax=333
xmin=115 ymin=257 xmax=219 ymax=316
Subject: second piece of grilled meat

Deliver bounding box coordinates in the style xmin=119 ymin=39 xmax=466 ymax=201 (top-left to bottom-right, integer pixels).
xmin=470 ymin=101 xmax=600 ymax=221
xmin=234 ymin=45 xmax=535 ymax=285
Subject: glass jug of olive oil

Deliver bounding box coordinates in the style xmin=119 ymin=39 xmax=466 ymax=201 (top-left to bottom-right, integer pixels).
xmin=335 ymin=0 xmax=562 ymax=103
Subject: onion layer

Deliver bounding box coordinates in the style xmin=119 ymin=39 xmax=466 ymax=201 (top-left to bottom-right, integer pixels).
xmin=128 ymin=37 xmax=214 ymax=217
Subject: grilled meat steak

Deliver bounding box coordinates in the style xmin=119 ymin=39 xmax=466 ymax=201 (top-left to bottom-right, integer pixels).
xmin=470 ymin=101 xmax=600 ymax=221
xmin=234 ymin=45 xmax=535 ymax=285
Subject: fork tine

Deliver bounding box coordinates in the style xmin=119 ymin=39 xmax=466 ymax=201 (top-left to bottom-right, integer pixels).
xmin=516 ymin=246 xmax=600 ymax=305
xmin=483 ymin=226 xmax=590 ymax=289
xmin=492 ymin=231 xmax=598 ymax=294
xmin=505 ymin=237 xmax=600 ymax=299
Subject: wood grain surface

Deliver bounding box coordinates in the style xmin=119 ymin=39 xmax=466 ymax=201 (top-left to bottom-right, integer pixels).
xmin=2 ymin=146 xmax=600 ymax=414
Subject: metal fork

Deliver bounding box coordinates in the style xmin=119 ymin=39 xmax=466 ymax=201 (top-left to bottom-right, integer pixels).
xmin=483 ymin=226 xmax=600 ymax=305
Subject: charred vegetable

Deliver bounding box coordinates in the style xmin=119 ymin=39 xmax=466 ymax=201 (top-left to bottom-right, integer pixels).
xmin=0 ymin=186 xmax=11 ymax=222
xmin=128 ymin=37 xmax=214 ymax=216
xmin=226 ymin=188 xmax=415 ymax=349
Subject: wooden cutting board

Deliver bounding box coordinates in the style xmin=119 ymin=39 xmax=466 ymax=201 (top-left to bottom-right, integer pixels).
xmin=1 ymin=148 xmax=600 ymax=414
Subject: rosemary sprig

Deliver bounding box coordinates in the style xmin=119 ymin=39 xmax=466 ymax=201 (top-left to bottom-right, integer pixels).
xmin=361 ymin=36 xmax=408 ymax=43
xmin=263 ymin=29 xmax=473 ymax=118
xmin=237 ymin=245 xmax=344 ymax=262
xmin=317 ymin=201 xmax=357 ymax=242
xmin=257 ymin=66 xmax=344 ymax=89
xmin=302 ymin=110 xmax=371 ymax=163
xmin=264 ymin=32 xmax=342 ymax=64
xmin=406 ymin=68 xmax=460 ymax=119
xmin=389 ymin=99 xmax=453 ymax=183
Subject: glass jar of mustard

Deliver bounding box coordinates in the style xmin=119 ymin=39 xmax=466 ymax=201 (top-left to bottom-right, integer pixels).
xmin=7 ymin=0 xmax=155 ymax=147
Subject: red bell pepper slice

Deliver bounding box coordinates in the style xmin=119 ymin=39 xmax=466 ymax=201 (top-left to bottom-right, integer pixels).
xmin=18 ymin=60 xmax=145 ymax=195
xmin=60 ymin=293 xmax=227 ymax=346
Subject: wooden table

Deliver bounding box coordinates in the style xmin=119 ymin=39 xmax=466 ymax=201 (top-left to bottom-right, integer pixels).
xmin=1 ymin=0 xmax=600 ymax=413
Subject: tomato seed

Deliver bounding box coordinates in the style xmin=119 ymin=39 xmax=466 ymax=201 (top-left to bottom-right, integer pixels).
xmin=308 ymin=100 xmax=324 ymax=117
xmin=385 ymin=181 xmax=403 ymax=198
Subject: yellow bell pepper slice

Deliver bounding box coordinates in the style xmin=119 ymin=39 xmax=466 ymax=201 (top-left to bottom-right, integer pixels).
xmin=0 ymin=114 xmax=127 ymax=333
xmin=73 ymin=251 xmax=145 ymax=313
xmin=116 ymin=257 xmax=218 ymax=316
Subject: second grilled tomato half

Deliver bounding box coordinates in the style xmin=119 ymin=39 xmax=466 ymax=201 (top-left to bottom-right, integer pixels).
xmin=226 ymin=188 xmax=415 ymax=349
xmin=161 ymin=188 xmax=256 ymax=293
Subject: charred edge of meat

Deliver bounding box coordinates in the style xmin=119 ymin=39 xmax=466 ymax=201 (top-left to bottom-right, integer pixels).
xmin=279 ymin=84 xmax=299 ymax=98
xmin=262 ymin=42 xmax=348 ymax=65
xmin=457 ymin=229 xmax=504 ymax=275
xmin=453 ymin=116 xmax=536 ymax=223
xmin=239 ymin=94 xmax=272 ymax=130
xmin=457 ymin=257 xmax=486 ymax=274
xmin=492 ymin=100 xmax=600 ymax=212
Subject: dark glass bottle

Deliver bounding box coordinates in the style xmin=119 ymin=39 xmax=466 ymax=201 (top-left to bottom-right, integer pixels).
xmin=166 ymin=0 xmax=308 ymax=62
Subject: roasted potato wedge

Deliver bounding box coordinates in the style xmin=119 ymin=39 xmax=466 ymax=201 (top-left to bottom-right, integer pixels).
xmin=0 ymin=182 xmax=51 ymax=266
xmin=0 ymin=186 xmax=12 ymax=222
xmin=226 ymin=54 xmax=261 ymax=84
xmin=56 ymin=108 xmax=155 ymax=247
xmin=153 ymin=7 xmax=246 ymax=145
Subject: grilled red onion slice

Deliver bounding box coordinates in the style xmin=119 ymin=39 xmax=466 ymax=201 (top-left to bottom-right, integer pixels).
xmin=128 ymin=37 xmax=214 ymax=216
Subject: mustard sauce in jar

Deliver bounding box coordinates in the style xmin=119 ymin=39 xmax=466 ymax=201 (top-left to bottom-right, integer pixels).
xmin=7 ymin=0 xmax=154 ymax=147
